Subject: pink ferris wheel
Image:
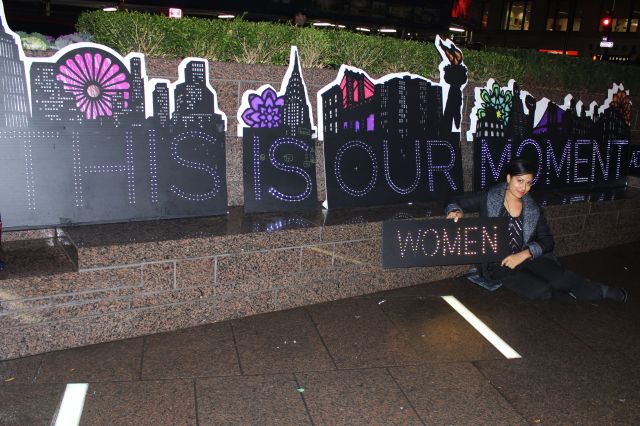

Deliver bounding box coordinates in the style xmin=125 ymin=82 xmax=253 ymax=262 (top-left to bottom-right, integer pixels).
xmin=56 ymin=49 xmax=131 ymax=120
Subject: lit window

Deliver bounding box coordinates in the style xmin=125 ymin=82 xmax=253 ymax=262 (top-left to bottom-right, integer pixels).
xmin=613 ymin=17 xmax=629 ymax=32
xmin=573 ymin=1 xmax=583 ymax=31
xmin=481 ymin=1 xmax=490 ymax=29
xmin=502 ymin=0 xmax=533 ymax=30
xmin=546 ymin=0 xmax=572 ymax=31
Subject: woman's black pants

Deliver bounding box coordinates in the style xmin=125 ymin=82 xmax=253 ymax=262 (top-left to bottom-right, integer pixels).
xmin=491 ymin=255 xmax=607 ymax=301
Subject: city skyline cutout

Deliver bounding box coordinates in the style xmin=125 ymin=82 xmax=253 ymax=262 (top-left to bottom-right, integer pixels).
xmin=0 ymin=0 xmax=229 ymax=228
xmin=0 ymin=0 xmax=633 ymax=229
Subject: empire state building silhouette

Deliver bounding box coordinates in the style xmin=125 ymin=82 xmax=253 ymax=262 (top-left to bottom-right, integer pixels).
xmin=0 ymin=12 xmax=29 ymax=128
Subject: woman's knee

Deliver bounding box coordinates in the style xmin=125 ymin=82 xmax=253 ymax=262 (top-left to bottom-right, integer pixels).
xmin=528 ymin=288 xmax=553 ymax=301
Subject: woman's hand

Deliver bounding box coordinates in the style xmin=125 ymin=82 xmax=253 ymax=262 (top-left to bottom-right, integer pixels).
xmin=446 ymin=210 xmax=463 ymax=222
xmin=501 ymin=249 xmax=531 ymax=269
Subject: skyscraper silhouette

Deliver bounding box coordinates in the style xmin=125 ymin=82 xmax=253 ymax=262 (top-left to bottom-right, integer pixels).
xmin=321 ymin=85 xmax=341 ymax=136
xmin=30 ymin=62 xmax=83 ymax=124
xmin=380 ymin=77 xmax=411 ymax=140
xmin=128 ymin=57 xmax=145 ymax=125
xmin=172 ymin=60 xmax=223 ymax=131
xmin=152 ymin=82 xmax=170 ymax=127
xmin=0 ymin=16 xmax=29 ymax=128
xmin=281 ymin=54 xmax=311 ymax=136
xmin=417 ymin=80 xmax=443 ymax=139
xmin=508 ymin=83 xmax=530 ymax=140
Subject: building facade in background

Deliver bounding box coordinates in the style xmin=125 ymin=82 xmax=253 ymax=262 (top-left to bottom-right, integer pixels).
xmin=461 ymin=0 xmax=639 ymax=62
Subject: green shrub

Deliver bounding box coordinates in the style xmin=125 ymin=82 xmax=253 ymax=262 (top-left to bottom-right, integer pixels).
xmin=294 ymin=27 xmax=332 ymax=69
xmin=77 ymin=10 xmax=639 ymax=96
xmin=16 ymin=32 xmax=50 ymax=51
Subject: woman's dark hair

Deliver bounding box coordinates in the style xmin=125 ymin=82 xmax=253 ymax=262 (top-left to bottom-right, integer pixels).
xmin=505 ymin=157 xmax=535 ymax=177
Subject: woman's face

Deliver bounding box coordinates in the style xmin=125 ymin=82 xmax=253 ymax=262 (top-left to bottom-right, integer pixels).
xmin=506 ymin=173 xmax=534 ymax=199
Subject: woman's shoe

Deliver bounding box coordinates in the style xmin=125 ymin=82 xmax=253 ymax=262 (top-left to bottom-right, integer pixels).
xmin=603 ymin=286 xmax=629 ymax=303
xmin=619 ymin=288 xmax=629 ymax=303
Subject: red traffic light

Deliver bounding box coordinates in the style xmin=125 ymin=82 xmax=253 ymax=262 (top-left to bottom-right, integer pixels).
xmin=601 ymin=17 xmax=612 ymax=27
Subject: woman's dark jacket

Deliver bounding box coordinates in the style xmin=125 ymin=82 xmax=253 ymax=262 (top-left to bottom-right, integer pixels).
xmin=444 ymin=183 xmax=554 ymax=259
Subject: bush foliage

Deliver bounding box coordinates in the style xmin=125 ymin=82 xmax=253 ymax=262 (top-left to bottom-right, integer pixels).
xmin=77 ymin=10 xmax=639 ymax=95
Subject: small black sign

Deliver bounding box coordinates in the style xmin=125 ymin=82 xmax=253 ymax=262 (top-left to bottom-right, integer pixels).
xmin=382 ymin=217 xmax=510 ymax=268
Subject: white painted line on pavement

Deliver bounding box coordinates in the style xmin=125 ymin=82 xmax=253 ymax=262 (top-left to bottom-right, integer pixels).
xmin=53 ymin=383 xmax=89 ymax=426
xmin=442 ymin=295 xmax=521 ymax=359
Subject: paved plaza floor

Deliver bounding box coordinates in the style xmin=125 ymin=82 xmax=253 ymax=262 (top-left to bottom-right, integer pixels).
xmin=1 ymin=242 xmax=639 ymax=425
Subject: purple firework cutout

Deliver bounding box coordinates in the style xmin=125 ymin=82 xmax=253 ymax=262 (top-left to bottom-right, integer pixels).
xmin=240 ymin=87 xmax=285 ymax=129
xmin=56 ymin=51 xmax=130 ymax=119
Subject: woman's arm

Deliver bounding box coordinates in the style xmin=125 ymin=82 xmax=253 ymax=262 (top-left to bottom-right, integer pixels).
xmin=501 ymin=249 xmax=532 ymax=269
xmin=444 ymin=191 xmax=484 ymax=216
xmin=526 ymin=207 xmax=555 ymax=258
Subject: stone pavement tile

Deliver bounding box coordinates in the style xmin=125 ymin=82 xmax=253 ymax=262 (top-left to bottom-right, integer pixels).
xmin=141 ymin=323 xmax=240 ymax=380
xmin=623 ymin=344 xmax=640 ymax=364
xmin=35 ymin=338 xmax=144 ymax=383
xmin=196 ymin=374 xmax=310 ymax=425
xmin=380 ymin=295 xmax=503 ymax=362
xmin=307 ymin=298 xmax=422 ymax=368
xmin=0 ymin=383 xmax=65 ymax=425
xmin=602 ymin=293 xmax=640 ymax=324
xmin=559 ymin=245 xmax=638 ymax=290
xmin=535 ymin=301 xmax=640 ymax=358
xmin=455 ymin=296 xmax=592 ymax=358
xmin=599 ymin=241 xmax=640 ymax=262
xmin=545 ymin=301 xmax=640 ymax=363
xmin=232 ymin=308 xmax=335 ymax=375
xmin=296 ymin=368 xmax=422 ymax=425
xmin=389 ymin=363 xmax=527 ymax=425
xmin=80 ymin=379 xmax=196 ymax=426
xmin=475 ymin=351 xmax=640 ymax=425
xmin=558 ymin=244 xmax=640 ymax=322
xmin=0 ymin=354 xmax=42 ymax=384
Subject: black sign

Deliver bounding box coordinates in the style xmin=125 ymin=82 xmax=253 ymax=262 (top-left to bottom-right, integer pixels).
xmin=0 ymin=20 xmax=228 ymax=228
xmin=317 ymin=36 xmax=465 ymax=209
xmin=238 ymin=48 xmax=318 ymax=213
xmin=469 ymin=81 xmax=631 ymax=191
xmin=382 ymin=217 xmax=510 ymax=268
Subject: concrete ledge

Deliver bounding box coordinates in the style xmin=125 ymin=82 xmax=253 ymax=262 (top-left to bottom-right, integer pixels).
xmin=1 ymin=188 xmax=640 ymax=360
